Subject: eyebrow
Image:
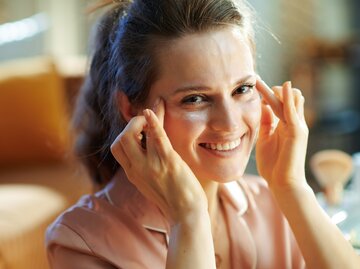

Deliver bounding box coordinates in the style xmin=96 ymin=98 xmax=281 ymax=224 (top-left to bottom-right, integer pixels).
xmin=173 ymin=74 xmax=256 ymax=95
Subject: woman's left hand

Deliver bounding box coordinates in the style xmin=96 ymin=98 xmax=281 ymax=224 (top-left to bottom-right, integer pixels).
xmin=255 ymin=79 xmax=309 ymax=192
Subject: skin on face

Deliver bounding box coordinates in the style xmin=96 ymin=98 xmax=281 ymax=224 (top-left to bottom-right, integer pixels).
xmin=146 ymin=26 xmax=261 ymax=185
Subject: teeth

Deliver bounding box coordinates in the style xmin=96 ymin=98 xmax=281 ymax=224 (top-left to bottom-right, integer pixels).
xmin=204 ymin=138 xmax=240 ymax=151
xmin=223 ymin=143 xmax=230 ymax=150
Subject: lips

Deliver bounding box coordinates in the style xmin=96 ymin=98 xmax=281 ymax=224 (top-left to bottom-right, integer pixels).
xmin=199 ymin=138 xmax=241 ymax=151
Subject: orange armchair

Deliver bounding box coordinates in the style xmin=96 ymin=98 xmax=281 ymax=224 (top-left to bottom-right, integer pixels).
xmin=0 ymin=57 xmax=93 ymax=269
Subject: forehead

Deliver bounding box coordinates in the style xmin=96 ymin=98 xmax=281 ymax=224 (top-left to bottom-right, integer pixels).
xmin=152 ymin=26 xmax=255 ymax=91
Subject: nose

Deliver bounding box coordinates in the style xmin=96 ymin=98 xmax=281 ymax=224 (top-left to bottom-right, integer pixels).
xmin=208 ymin=99 xmax=241 ymax=132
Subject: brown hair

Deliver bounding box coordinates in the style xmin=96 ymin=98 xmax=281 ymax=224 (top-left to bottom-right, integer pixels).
xmin=74 ymin=0 xmax=255 ymax=186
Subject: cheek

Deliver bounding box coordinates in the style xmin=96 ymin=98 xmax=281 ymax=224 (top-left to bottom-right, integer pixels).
xmin=163 ymin=109 xmax=208 ymax=145
xmin=243 ymin=98 xmax=262 ymax=132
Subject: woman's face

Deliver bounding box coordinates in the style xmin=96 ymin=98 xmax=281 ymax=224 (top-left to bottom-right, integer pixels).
xmin=146 ymin=27 xmax=261 ymax=184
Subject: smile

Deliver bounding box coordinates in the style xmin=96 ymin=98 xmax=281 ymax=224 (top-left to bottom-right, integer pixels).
xmin=200 ymin=138 xmax=241 ymax=151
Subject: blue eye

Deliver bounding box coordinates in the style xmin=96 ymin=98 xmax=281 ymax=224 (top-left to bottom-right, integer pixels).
xmin=181 ymin=95 xmax=206 ymax=104
xmin=233 ymin=84 xmax=255 ymax=96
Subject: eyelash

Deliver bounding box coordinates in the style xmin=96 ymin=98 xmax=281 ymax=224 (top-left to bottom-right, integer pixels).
xmin=181 ymin=84 xmax=256 ymax=105
xmin=232 ymin=84 xmax=255 ymax=96
xmin=181 ymin=95 xmax=207 ymax=105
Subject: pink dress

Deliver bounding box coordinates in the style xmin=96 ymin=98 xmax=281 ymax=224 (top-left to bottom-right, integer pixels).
xmin=46 ymin=171 xmax=306 ymax=269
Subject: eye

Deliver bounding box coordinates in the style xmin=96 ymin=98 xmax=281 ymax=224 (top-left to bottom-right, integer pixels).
xmin=181 ymin=94 xmax=207 ymax=105
xmin=233 ymin=84 xmax=255 ymax=96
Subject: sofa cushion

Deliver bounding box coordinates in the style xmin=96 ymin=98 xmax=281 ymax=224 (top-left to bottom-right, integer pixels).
xmin=0 ymin=57 xmax=71 ymax=166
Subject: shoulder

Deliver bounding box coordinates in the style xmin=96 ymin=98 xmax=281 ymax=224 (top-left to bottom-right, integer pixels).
xmin=220 ymin=174 xmax=273 ymax=217
xmin=234 ymin=174 xmax=292 ymax=231
xmin=225 ymin=174 xmax=272 ymax=204
xmin=240 ymin=174 xmax=278 ymax=212
xmin=242 ymin=174 xmax=269 ymax=191
xmin=46 ymin=182 xmax=168 ymax=267
xmin=239 ymin=175 xmax=305 ymax=267
xmin=239 ymin=174 xmax=273 ymax=198
xmin=46 ymin=193 xmax=117 ymax=251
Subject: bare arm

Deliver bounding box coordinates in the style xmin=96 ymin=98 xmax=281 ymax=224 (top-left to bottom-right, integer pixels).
xmin=273 ymin=183 xmax=359 ymax=269
xmin=166 ymin=210 xmax=215 ymax=269
xmin=111 ymin=100 xmax=216 ymax=269
xmin=256 ymin=79 xmax=360 ymax=269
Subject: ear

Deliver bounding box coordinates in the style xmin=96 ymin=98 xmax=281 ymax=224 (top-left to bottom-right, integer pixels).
xmin=116 ymin=91 xmax=138 ymax=122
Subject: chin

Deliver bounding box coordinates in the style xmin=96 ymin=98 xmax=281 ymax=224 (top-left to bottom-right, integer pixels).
xmin=195 ymin=165 xmax=247 ymax=184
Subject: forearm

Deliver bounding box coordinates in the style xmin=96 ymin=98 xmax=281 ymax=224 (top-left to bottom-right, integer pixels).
xmin=272 ymin=182 xmax=360 ymax=269
xmin=166 ymin=210 xmax=216 ymax=269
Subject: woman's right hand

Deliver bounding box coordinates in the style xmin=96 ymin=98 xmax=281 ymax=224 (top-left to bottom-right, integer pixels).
xmin=110 ymin=99 xmax=208 ymax=225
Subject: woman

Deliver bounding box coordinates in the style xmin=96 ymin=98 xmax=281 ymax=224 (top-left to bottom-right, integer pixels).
xmin=46 ymin=0 xmax=360 ymax=268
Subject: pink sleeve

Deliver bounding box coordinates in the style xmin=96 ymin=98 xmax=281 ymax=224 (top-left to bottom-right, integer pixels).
xmin=48 ymin=245 xmax=118 ymax=269
xmin=46 ymin=223 xmax=117 ymax=269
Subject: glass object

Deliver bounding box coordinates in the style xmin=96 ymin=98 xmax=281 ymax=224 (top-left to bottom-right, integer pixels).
xmin=317 ymin=190 xmax=360 ymax=253
xmin=312 ymin=150 xmax=360 ymax=252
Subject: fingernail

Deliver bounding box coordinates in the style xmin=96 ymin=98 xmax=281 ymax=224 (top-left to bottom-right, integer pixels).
xmin=287 ymin=81 xmax=292 ymax=88
xmin=143 ymin=109 xmax=151 ymax=119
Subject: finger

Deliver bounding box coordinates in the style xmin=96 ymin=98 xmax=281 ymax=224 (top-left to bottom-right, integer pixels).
xmin=292 ymin=88 xmax=304 ymax=119
xmin=110 ymin=138 xmax=132 ymax=169
xmin=297 ymin=94 xmax=305 ymax=121
xmin=272 ymin=86 xmax=283 ymax=102
xmin=147 ymin=98 xmax=171 ymax=159
xmin=118 ymin=115 xmax=148 ymax=162
xmin=143 ymin=108 xmax=173 ymax=158
xmin=279 ymin=86 xmax=304 ymax=119
xmin=283 ymin=81 xmax=297 ymax=124
xmin=152 ymin=98 xmax=165 ymax=128
xmin=272 ymin=87 xmax=282 ymax=125
xmin=259 ymin=103 xmax=276 ymax=137
xmin=256 ymin=77 xmax=285 ymax=122
xmin=261 ymin=86 xmax=282 ymax=105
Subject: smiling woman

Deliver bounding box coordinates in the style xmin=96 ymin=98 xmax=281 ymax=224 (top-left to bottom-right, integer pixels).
xmin=45 ymin=0 xmax=360 ymax=269
xmin=146 ymin=28 xmax=260 ymax=185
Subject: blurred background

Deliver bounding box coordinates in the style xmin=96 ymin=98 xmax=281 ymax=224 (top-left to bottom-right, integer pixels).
xmin=0 ymin=0 xmax=359 ymax=268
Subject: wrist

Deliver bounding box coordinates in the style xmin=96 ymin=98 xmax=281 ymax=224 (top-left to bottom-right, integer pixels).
xmin=171 ymin=205 xmax=210 ymax=228
xmin=167 ymin=204 xmax=216 ymax=269
xmin=270 ymin=179 xmax=314 ymax=207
